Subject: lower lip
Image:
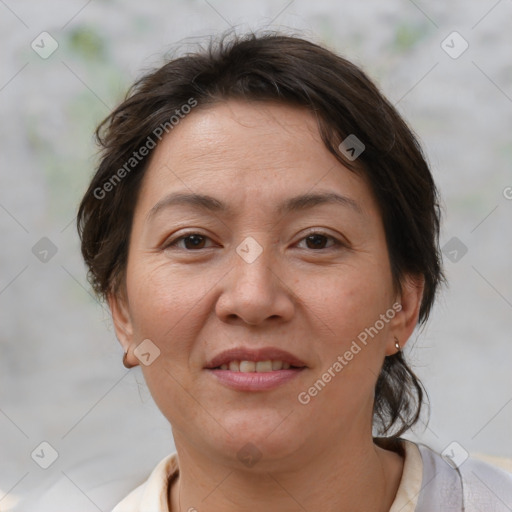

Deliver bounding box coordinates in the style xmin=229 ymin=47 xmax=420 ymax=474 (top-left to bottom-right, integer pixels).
xmin=206 ymin=368 xmax=305 ymax=391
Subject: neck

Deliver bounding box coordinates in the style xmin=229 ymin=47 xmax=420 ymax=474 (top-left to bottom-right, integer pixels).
xmin=169 ymin=435 xmax=404 ymax=512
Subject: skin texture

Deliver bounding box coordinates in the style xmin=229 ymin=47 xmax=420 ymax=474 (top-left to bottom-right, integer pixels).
xmin=109 ymin=100 xmax=424 ymax=512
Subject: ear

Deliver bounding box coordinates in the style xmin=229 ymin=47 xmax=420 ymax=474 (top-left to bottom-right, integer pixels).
xmin=108 ymin=289 xmax=138 ymax=366
xmin=385 ymin=274 xmax=425 ymax=356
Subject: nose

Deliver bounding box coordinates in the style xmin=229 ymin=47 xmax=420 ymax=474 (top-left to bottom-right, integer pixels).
xmin=215 ymin=238 xmax=295 ymax=326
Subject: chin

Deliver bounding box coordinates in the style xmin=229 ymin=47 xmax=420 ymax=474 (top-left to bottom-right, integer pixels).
xmin=211 ymin=413 xmax=308 ymax=466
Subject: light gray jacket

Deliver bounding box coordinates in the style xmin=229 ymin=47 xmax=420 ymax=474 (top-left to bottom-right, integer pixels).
xmin=415 ymin=443 xmax=512 ymax=511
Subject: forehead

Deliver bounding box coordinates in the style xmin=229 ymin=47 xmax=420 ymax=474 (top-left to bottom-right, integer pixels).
xmin=157 ymin=100 xmax=325 ymax=173
xmin=136 ymin=100 xmax=376 ymax=218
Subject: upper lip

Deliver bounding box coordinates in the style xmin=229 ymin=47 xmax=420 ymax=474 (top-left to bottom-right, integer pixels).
xmin=204 ymin=347 xmax=307 ymax=369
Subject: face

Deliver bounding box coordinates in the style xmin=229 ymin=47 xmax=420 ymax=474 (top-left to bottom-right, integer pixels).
xmin=110 ymin=100 xmax=421 ymax=470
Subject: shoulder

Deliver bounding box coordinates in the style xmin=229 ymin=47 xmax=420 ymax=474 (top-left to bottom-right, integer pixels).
xmin=111 ymin=452 xmax=178 ymax=512
xmin=412 ymin=441 xmax=512 ymax=512
xmin=458 ymin=450 xmax=512 ymax=511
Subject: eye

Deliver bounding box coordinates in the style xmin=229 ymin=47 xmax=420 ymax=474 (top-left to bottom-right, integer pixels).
xmin=163 ymin=231 xmax=345 ymax=252
xmin=164 ymin=233 xmax=215 ymax=250
xmin=296 ymin=231 xmax=342 ymax=250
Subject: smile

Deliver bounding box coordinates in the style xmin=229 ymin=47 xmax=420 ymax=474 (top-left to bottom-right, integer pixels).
xmin=207 ymin=362 xmax=306 ymax=391
xmin=204 ymin=347 xmax=307 ymax=391
xmin=215 ymin=360 xmax=294 ymax=372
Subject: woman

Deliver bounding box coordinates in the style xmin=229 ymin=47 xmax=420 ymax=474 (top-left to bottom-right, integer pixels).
xmin=77 ymin=32 xmax=512 ymax=511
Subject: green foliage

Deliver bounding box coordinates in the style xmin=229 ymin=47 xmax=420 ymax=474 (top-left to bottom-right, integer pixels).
xmin=393 ymin=22 xmax=429 ymax=51
xmin=68 ymin=26 xmax=107 ymax=61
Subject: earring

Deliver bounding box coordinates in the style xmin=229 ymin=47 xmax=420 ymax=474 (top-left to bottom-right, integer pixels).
xmin=394 ymin=336 xmax=401 ymax=353
xmin=123 ymin=351 xmax=137 ymax=369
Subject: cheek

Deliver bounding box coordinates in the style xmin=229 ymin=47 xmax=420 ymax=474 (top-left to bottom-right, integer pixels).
xmin=299 ymin=265 xmax=393 ymax=346
xmin=123 ymin=261 xmax=212 ymax=401
xmin=126 ymin=260 xmax=208 ymax=339
xmin=295 ymin=275 xmax=391 ymax=421
xmin=126 ymin=263 xmax=206 ymax=428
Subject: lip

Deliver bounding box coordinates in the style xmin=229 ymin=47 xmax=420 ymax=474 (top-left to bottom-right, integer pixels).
xmin=204 ymin=347 xmax=307 ymax=392
xmin=204 ymin=347 xmax=307 ymax=369
xmin=207 ymin=367 xmax=305 ymax=391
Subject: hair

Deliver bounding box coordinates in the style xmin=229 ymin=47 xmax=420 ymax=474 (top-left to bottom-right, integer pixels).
xmin=77 ymin=30 xmax=445 ymax=438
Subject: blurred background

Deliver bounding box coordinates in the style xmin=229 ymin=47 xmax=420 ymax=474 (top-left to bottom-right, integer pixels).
xmin=1 ymin=0 xmax=511 ymax=510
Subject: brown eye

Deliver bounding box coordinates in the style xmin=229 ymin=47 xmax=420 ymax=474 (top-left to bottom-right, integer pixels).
xmin=305 ymin=234 xmax=329 ymax=249
xmin=297 ymin=232 xmax=340 ymax=250
xmin=165 ymin=233 xmax=214 ymax=250
xmin=182 ymin=234 xmax=206 ymax=249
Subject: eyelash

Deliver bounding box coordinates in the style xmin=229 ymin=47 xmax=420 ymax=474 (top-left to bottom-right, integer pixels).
xmin=163 ymin=230 xmax=344 ymax=251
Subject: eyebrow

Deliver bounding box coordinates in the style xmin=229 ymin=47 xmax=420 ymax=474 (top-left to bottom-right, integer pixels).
xmin=146 ymin=191 xmax=362 ymax=223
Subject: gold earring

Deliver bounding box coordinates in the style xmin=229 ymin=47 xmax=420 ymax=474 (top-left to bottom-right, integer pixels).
xmin=394 ymin=336 xmax=401 ymax=353
xmin=123 ymin=351 xmax=137 ymax=369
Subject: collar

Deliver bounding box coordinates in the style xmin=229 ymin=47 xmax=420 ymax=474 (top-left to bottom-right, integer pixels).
xmin=113 ymin=439 xmax=423 ymax=511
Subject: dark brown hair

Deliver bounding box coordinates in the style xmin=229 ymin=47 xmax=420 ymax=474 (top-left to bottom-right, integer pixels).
xmin=77 ymin=30 xmax=444 ymax=437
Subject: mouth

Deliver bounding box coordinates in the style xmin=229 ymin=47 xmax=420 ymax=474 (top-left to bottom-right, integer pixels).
xmin=204 ymin=347 xmax=307 ymax=391
xmin=211 ymin=360 xmax=302 ymax=372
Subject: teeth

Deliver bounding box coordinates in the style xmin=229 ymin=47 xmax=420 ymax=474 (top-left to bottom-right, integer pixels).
xmin=239 ymin=361 xmax=256 ymax=372
xmin=218 ymin=360 xmax=295 ymax=372
xmin=255 ymin=360 xmax=272 ymax=372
